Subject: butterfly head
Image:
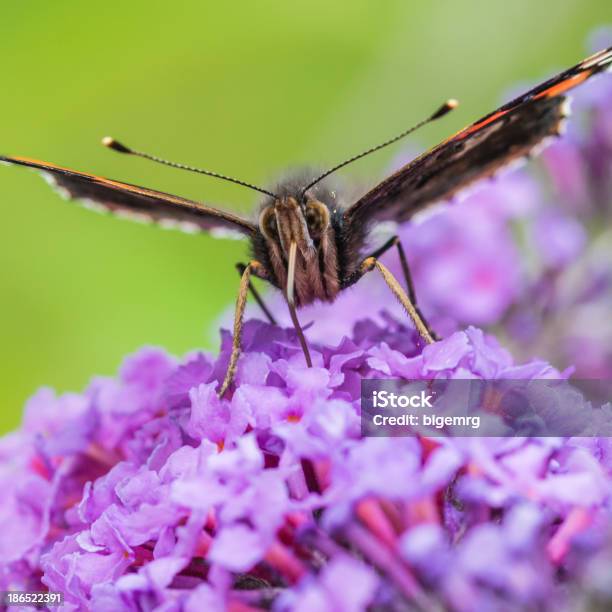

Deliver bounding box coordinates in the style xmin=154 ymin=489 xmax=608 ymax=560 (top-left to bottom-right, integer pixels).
xmin=258 ymin=195 xmax=330 ymax=258
xmin=255 ymin=190 xmax=340 ymax=305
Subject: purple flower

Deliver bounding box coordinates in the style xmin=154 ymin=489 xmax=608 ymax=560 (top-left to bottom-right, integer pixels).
xmin=0 ymin=313 xmax=609 ymax=610
xmin=276 ymin=555 xmax=380 ymax=612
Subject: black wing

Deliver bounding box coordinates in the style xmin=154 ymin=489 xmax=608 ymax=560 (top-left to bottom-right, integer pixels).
xmin=0 ymin=156 xmax=257 ymax=238
xmin=344 ymin=46 xmax=612 ymax=229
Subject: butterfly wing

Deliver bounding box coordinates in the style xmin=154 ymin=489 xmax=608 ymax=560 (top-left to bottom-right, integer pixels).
xmin=0 ymin=156 xmax=257 ymax=238
xmin=344 ymin=46 xmax=612 ymax=229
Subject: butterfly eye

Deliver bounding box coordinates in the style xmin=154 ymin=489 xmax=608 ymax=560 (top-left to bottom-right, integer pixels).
xmin=258 ymin=206 xmax=278 ymax=241
xmin=304 ymin=200 xmax=330 ymax=238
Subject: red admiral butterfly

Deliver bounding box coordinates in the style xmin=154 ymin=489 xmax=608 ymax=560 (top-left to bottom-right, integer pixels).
xmin=2 ymin=46 xmax=611 ymax=396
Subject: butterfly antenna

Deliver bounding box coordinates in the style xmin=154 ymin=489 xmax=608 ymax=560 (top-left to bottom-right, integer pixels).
xmin=301 ymin=99 xmax=458 ymax=196
xmin=102 ymin=137 xmax=278 ymax=199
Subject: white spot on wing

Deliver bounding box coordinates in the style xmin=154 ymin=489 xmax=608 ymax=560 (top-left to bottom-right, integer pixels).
xmin=40 ymin=171 xmax=71 ymax=200
xmin=560 ymin=97 xmax=572 ymax=119
xmin=114 ymin=209 xmax=154 ymax=224
xmin=158 ymin=218 xmax=202 ymax=234
xmin=209 ymin=226 xmax=248 ymax=240
xmin=80 ymin=199 xmax=109 ymax=215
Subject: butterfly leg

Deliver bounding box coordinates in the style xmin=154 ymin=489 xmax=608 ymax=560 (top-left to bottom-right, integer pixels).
xmin=367 ymin=236 xmax=438 ymax=340
xmin=219 ymin=260 xmax=268 ymax=398
xmin=236 ymin=263 xmax=277 ymax=325
xmin=354 ymin=255 xmax=435 ymax=345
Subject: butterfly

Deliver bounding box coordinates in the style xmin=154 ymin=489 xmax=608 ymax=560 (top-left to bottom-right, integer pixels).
xmin=2 ymin=46 xmax=611 ymax=396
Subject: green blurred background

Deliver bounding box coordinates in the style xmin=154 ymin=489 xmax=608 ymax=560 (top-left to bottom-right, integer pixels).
xmin=1 ymin=0 xmax=609 ymax=432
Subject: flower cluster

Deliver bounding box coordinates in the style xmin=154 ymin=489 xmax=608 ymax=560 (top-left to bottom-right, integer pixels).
xmin=4 ymin=316 xmax=612 ymax=611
